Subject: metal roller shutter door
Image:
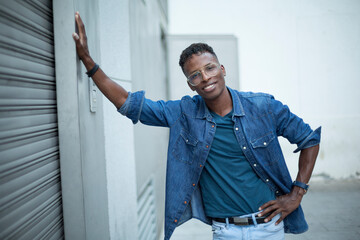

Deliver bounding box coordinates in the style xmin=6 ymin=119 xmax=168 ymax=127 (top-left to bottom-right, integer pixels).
xmin=0 ymin=0 xmax=64 ymax=239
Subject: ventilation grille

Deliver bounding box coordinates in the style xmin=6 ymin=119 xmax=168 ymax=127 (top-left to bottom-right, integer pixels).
xmin=137 ymin=177 xmax=156 ymax=240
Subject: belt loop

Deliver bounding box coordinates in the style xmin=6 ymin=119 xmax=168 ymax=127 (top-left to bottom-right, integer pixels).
xmin=251 ymin=213 xmax=258 ymax=227
xmin=225 ymin=217 xmax=230 ymax=229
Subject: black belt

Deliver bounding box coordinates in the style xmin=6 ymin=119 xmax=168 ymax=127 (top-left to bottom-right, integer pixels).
xmin=212 ymin=215 xmax=268 ymax=226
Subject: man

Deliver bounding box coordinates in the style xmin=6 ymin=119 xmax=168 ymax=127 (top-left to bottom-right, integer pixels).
xmin=73 ymin=12 xmax=321 ymax=240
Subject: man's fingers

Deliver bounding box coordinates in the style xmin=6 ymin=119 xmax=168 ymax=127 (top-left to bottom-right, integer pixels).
xmin=258 ymin=199 xmax=276 ymax=213
xmin=264 ymin=209 xmax=280 ymax=223
xmin=258 ymin=207 xmax=271 ymax=216
xmin=258 ymin=204 xmax=277 ymax=218
xmin=72 ymin=32 xmax=79 ymax=41
xmin=261 ymin=205 xmax=276 ymax=220
xmin=75 ymin=12 xmax=82 ymax=38
xmin=75 ymin=12 xmax=86 ymax=40
xmin=275 ymin=214 xmax=285 ymax=225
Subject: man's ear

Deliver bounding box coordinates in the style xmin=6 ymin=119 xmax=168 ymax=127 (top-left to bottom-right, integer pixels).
xmin=187 ymin=81 xmax=196 ymax=91
xmin=221 ymin=65 xmax=226 ymax=77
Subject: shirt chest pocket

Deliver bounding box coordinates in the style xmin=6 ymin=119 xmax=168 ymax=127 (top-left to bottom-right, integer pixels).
xmin=251 ymin=132 xmax=275 ymax=148
xmin=172 ymin=129 xmax=199 ymax=164
xmin=250 ymin=132 xmax=280 ymax=165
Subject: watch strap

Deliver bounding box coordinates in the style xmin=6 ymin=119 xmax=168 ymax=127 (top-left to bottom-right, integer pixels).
xmin=293 ymin=180 xmax=309 ymax=192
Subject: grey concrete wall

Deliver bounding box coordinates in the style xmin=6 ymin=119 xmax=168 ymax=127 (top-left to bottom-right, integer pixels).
xmin=54 ymin=0 xmax=142 ymax=239
xmin=54 ymin=0 xmax=113 ymax=238
xmin=55 ymin=0 xmax=169 ymax=238
xmin=98 ymin=0 xmax=139 ymax=239
xmin=54 ymin=1 xmax=88 ymax=238
xmin=129 ymin=0 xmax=169 ymax=237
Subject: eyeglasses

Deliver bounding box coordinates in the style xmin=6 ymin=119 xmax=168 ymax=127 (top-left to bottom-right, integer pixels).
xmin=186 ymin=63 xmax=221 ymax=86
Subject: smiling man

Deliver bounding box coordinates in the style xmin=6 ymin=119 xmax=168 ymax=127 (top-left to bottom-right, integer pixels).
xmin=73 ymin=12 xmax=321 ymax=240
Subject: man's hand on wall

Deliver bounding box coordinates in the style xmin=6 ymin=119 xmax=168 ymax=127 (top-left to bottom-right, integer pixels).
xmin=72 ymin=12 xmax=94 ymax=68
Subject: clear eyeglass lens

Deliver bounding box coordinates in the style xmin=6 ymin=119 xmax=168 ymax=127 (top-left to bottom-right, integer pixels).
xmin=189 ymin=72 xmax=200 ymax=82
xmin=188 ymin=64 xmax=219 ymax=86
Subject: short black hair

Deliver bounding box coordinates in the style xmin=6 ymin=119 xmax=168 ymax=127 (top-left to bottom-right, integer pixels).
xmin=179 ymin=43 xmax=218 ymax=72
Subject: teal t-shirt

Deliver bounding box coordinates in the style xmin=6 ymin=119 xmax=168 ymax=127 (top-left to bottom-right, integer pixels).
xmin=199 ymin=110 xmax=275 ymax=218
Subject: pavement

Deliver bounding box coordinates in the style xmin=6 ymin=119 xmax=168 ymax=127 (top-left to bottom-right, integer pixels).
xmin=169 ymin=179 xmax=360 ymax=240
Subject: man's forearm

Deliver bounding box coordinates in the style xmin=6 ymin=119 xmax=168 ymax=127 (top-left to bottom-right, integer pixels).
xmin=73 ymin=12 xmax=128 ymax=109
xmin=293 ymin=144 xmax=320 ymax=195
xmin=81 ymin=56 xmax=128 ymax=109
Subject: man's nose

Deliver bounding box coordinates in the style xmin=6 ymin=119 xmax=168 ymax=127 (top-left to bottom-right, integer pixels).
xmin=201 ymin=70 xmax=211 ymax=81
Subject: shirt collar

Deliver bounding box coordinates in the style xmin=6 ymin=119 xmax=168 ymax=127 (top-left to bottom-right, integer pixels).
xmin=228 ymin=87 xmax=245 ymax=117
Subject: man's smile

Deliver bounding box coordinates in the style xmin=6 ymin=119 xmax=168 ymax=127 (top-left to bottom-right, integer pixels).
xmin=202 ymin=82 xmax=217 ymax=92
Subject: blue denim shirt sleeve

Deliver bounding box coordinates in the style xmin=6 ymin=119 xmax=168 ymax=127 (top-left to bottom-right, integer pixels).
xmin=118 ymin=91 xmax=145 ymax=124
xmin=269 ymin=96 xmax=321 ymax=153
xmin=118 ymin=90 xmax=182 ymax=127
xmin=293 ymin=126 xmax=321 ymax=153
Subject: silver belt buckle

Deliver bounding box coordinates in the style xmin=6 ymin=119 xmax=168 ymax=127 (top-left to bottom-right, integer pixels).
xmin=233 ymin=217 xmax=249 ymax=225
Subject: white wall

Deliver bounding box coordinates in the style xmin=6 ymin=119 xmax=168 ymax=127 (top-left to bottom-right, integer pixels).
xmin=168 ymin=0 xmax=360 ymax=179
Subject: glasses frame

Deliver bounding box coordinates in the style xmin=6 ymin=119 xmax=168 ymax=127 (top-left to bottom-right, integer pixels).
xmin=186 ymin=63 xmax=222 ymax=86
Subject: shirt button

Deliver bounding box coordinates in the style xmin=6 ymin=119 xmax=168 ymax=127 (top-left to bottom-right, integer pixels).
xmin=266 ymin=179 xmax=269 ymax=182
xmin=263 ymin=142 xmax=267 ymax=146
xmin=200 ymin=164 xmax=203 ymax=167
xmin=212 ymin=125 xmax=215 ymax=128
xmin=243 ymin=146 xmax=247 ymax=150
xmin=235 ymin=127 xmax=239 ymax=131
xmin=184 ymin=201 xmax=187 ymax=204
xmin=253 ymin=164 xmax=257 ymax=167
xmin=174 ymin=219 xmax=178 ymax=223
xmin=206 ymin=145 xmax=209 ymax=148
xmin=192 ymin=183 xmax=196 ymax=187
xmin=185 ymin=139 xmax=189 ymax=143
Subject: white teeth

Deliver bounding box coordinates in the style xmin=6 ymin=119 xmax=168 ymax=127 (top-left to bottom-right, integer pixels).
xmin=204 ymin=84 xmax=214 ymax=90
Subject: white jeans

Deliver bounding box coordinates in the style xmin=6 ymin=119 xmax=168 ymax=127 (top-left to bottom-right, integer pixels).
xmin=212 ymin=214 xmax=285 ymax=240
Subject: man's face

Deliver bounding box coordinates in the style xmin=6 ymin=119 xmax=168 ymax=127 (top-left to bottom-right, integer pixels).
xmin=183 ymin=52 xmax=226 ymax=102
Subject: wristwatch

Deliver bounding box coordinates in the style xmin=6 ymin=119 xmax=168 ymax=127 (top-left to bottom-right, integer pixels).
xmin=292 ymin=181 xmax=309 ymax=193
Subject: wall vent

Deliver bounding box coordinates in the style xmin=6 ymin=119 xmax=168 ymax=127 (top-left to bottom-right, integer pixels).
xmin=137 ymin=177 xmax=156 ymax=240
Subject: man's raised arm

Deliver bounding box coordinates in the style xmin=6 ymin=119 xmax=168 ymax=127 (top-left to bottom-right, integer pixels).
xmin=72 ymin=12 xmax=128 ymax=109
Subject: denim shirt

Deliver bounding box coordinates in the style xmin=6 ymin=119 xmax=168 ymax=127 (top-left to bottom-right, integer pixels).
xmin=118 ymin=87 xmax=321 ymax=240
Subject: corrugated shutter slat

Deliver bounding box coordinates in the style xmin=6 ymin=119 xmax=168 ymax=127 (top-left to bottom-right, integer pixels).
xmin=0 ymin=0 xmax=63 ymax=239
